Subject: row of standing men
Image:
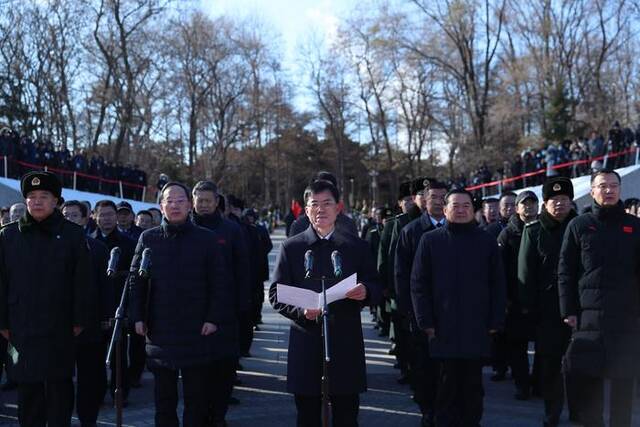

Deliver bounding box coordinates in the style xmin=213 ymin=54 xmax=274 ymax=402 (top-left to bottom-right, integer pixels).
xmin=365 ymin=172 xmax=640 ymax=427
xmin=0 ymin=172 xmax=272 ymax=427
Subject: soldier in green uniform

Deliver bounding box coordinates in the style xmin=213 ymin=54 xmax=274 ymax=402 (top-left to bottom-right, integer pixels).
xmin=518 ymin=177 xmax=578 ymax=427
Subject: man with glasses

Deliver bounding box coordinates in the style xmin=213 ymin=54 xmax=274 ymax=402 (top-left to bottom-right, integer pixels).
xmin=130 ymin=182 xmax=233 ymax=427
xmin=558 ymin=169 xmax=640 ymax=427
xmin=269 ymin=179 xmax=381 ymax=426
xmin=394 ymin=180 xmax=448 ymax=427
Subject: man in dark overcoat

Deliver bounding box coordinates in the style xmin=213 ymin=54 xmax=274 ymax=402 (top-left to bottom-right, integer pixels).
xmin=269 ymin=179 xmax=381 ymax=426
xmin=130 ymin=182 xmax=234 ymax=427
xmin=0 ymin=171 xmax=92 ymax=427
xmin=394 ymin=180 xmax=447 ymax=426
xmin=411 ymin=189 xmax=506 ymax=427
xmin=558 ymin=169 xmax=640 ymax=427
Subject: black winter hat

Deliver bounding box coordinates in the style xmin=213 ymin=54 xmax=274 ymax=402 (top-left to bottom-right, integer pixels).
xmin=542 ymin=177 xmax=574 ymax=201
xmin=21 ymin=171 xmax=62 ymax=199
xmin=398 ymin=181 xmax=412 ymax=199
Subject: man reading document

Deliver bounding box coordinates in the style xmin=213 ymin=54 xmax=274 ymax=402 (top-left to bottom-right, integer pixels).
xmin=269 ymin=179 xmax=381 ymax=427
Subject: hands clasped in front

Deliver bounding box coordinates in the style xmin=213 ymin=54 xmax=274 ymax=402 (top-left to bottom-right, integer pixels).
xmin=134 ymin=321 xmax=218 ymax=336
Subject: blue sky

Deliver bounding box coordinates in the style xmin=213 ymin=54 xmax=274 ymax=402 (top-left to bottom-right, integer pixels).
xmin=199 ymin=0 xmax=360 ymax=109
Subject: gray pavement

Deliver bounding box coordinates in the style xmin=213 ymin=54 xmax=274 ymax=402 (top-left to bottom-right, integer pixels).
xmin=1 ymin=226 xmax=639 ymax=426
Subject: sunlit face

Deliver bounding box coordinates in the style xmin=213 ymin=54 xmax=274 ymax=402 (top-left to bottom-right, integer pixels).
xmin=117 ymin=209 xmax=133 ymax=228
xmin=135 ymin=213 xmax=153 ymax=230
xmin=9 ymin=203 xmax=26 ymax=222
xmin=305 ymin=190 xmax=338 ymax=231
xmin=25 ymin=190 xmax=57 ymax=222
xmin=426 ymin=189 xmax=446 ymax=219
xmin=193 ymin=190 xmax=218 ymax=215
xmin=516 ymin=199 xmax=538 ymax=223
xmin=399 ymin=196 xmax=415 ymax=214
xmin=444 ymin=193 xmax=475 ymax=224
xmin=544 ymin=195 xmax=572 ymax=221
xmin=483 ymin=201 xmax=499 ymax=223
xmin=499 ymin=196 xmax=516 ymax=219
xmin=414 ymin=191 xmax=427 ymax=212
xmin=160 ymin=185 xmax=192 ymax=224
xmin=62 ymin=205 xmax=84 ymax=226
xmin=95 ymin=205 xmax=117 ymax=235
xmin=591 ymin=173 xmax=621 ymax=207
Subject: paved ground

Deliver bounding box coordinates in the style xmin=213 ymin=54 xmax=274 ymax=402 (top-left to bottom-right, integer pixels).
xmin=1 ymin=226 xmax=639 ymax=426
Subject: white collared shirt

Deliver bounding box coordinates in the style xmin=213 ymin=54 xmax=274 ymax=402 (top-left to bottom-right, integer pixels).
xmin=430 ymin=216 xmax=446 ymax=228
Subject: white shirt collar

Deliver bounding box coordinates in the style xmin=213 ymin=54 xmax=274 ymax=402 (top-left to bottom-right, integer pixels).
xmin=429 ymin=216 xmax=446 ymax=227
xmin=317 ymin=228 xmax=335 ymax=240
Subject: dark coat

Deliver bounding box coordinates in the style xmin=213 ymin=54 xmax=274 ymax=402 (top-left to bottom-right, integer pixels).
xmin=90 ymin=228 xmax=135 ymax=312
xmin=129 ymin=220 xmax=234 ymax=369
xmin=0 ymin=211 xmax=92 ymax=382
xmin=484 ymin=217 xmax=508 ymax=239
xmin=411 ymin=222 xmax=506 ymax=359
xmin=289 ymin=213 xmax=358 ymax=238
xmin=497 ymin=214 xmax=534 ymax=341
xmin=78 ymin=237 xmax=112 ymax=343
xmin=269 ymin=226 xmax=382 ymax=395
xmin=394 ymin=214 xmax=436 ymax=322
xmin=558 ymin=202 xmax=640 ymax=378
xmin=518 ymin=210 xmax=576 ymax=355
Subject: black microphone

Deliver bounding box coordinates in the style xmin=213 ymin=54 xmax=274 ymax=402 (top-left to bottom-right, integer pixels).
xmin=331 ymin=250 xmax=342 ymax=278
xmin=304 ymin=250 xmax=313 ymax=279
xmin=106 ymin=247 xmax=121 ymax=277
xmin=138 ymin=248 xmax=152 ymax=278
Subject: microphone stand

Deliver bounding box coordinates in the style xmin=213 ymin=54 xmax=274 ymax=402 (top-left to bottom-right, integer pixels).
xmin=106 ymin=272 xmax=129 ymax=427
xmin=305 ymin=274 xmax=332 ymax=427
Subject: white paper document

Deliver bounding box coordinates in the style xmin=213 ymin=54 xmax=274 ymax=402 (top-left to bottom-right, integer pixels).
xmin=276 ymin=273 xmax=358 ymax=310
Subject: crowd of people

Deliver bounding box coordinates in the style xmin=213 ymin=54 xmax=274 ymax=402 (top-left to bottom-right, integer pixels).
xmin=0 ymin=127 xmax=148 ymax=200
xmin=450 ymin=121 xmax=640 ymax=194
xmin=351 ymin=173 xmax=640 ymax=427
xmin=0 ymin=171 xmax=272 ymax=427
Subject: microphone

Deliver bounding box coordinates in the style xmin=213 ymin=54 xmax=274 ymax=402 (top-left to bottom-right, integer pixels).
xmin=304 ymin=250 xmax=313 ymax=279
xmin=106 ymin=247 xmax=121 ymax=277
xmin=138 ymin=248 xmax=152 ymax=278
xmin=331 ymin=250 xmax=342 ymax=278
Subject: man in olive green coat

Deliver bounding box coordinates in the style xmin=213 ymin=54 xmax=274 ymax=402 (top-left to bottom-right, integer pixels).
xmin=518 ymin=177 xmax=578 ymax=427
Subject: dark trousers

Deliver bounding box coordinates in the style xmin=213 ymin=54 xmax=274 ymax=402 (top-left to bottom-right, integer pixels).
xmin=152 ymin=365 xmax=210 ymax=427
xmin=239 ymin=311 xmax=254 ymax=356
xmin=506 ymin=338 xmax=529 ymax=391
xmin=391 ymin=312 xmax=409 ymax=375
xmin=575 ymin=376 xmax=634 ymax=427
xmin=208 ymin=357 xmax=237 ymax=422
xmin=18 ymin=379 xmax=74 ymax=427
xmin=75 ymin=340 xmax=107 ymax=425
xmin=294 ymin=394 xmax=359 ymax=427
xmin=539 ymin=354 xmax=565 ymax=425
xmin=128 ymin=332 xmax=146 ymax=383
xmin=435 ymin=359 xmax=484 ymax=427
xmin=409 ymin=330 xmax=440 ymax=418
xmin=491 ymin=332 xmax=508 ymax=375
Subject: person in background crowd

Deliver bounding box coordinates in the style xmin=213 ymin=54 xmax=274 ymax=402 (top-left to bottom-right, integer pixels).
xmin=191 ymin=180 xmax=250 ymax=427
xmin=135 ymin=210 xmax=154 ymax=230
xmin=481 ymin=198 xmax=499 ymax=226
xmin=90 ymin=200 xmax=135 ymax=405
xmin=9 ymin=202 xmax=26 ymax=223
xmin=484 ymin=192 xmax=517 ymax=239
xmin=411 ymin=188 xmax=506 ymax=427
xmin=496 ymin=190 xmax=539 ymax=401
xmin=0 ymin=207 xmax=9 ymax=226
xmin=148 ymin=207 xmax=162 ymax=227
xmin=116 ymin=201 xmax=142 ymax=241
xmin=242 ymin=208 xmax=273 ymax=327
xmin=62 ymin=200 xmax=112 ymax=427
xmin=558 ymin=169 xmax=640 ymax=427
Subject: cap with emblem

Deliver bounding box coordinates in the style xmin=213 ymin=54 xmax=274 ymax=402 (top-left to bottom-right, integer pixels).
xmin=20 ymin=171 xmax=62 ymax=199
xmin=411 ymin=177 xmax=434 ymax=196
xmin=542 ymin=177 xmax=574 ymax=201
xmin=515 ymin=190 xmax=539 ymax=205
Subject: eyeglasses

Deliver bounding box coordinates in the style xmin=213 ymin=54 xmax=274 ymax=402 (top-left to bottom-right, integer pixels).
xmin=593 ymin=183 xmax=620 ymax=191
xmin=306 ymin=201 xmax=336 ymax=210
xmin=163 ymin=198 xmax=189 ymax=206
